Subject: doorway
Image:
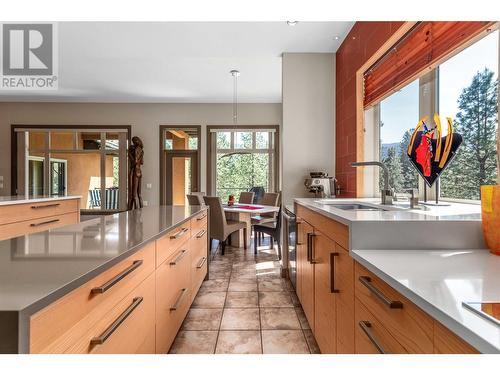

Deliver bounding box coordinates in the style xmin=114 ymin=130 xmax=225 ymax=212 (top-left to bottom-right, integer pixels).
xmin=159 ymin=126 xmax=201 ymax=205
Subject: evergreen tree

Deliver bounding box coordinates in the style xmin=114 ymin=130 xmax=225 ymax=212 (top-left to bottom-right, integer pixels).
xmin=399 ymin=129 xmax=419 ymax=189
xmin=381 ymin=147 xmax=404 ymax=192
xmin=441 ymin=68 xmax=498 ymax=200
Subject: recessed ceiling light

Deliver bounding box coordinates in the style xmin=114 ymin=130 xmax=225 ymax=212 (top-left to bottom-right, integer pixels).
xmin=334 ymin=36 xmax=339 ymax=40
xmin=286 ymin=21 xmax=299 ymax=26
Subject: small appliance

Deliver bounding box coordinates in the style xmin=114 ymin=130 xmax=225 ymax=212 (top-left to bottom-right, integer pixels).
xmin=304 ymin=172 xmax=337 ymax=198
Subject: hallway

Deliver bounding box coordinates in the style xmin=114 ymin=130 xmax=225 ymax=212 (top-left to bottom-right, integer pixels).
xmin=169 ymin=240 xmax=320 ymax=354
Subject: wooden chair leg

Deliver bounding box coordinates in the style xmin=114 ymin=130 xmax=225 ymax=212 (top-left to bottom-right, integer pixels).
xmin=243 ymin=227 xmax=247 ymax=250
xmin=228 ymin=234 xmax=232 ymax=246
xmin=221 ymin=240 xmax=226 ymax=255
xmin=277 ymin=237 xmax=282 ymax=260
xmin=254 ymin=229 xmax=258 ymax=255
xmin=270 ymin=234 xmax=273 ymax=249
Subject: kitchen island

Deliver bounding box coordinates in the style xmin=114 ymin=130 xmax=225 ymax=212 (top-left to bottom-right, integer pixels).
xmin=0 ymin=205 xmax=208 ymax=354
xmin=293 ymin=198 xmax=499 ymax=354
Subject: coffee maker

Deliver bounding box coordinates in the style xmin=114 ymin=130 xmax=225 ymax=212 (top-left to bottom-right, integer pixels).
xmin=304 ymin=172 xmax=338 ymax=198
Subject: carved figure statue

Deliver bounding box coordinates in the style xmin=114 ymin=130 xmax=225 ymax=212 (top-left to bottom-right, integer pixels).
xmin=128 ymin=136 xmax=144 ymax=210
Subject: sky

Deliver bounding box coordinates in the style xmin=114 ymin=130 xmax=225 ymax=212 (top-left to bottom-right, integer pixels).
xmin=379 ymin=30 xmax=499 ymax=145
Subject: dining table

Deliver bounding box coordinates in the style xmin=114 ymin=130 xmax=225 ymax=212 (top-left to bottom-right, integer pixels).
xmin=223 ymin=203 xmax=279 ymax=248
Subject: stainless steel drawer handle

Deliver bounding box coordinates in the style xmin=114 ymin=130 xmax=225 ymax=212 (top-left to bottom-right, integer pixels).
xmin=358 ymin=276 xmax=403 ymax=309
xmin=359 ymin=320 xmax=387 ymax=354
xmin=91 ymin=260 xmax=143 ymax=294
xmin=330 ymin=252 xmax=340 ymax=293
xmin=170 ymin=288 xmax=188 ymax=311
xmin=170 ymin=227 xmax=189 ymax=239
xmin=30 ymin=219 xmax=60 ymax=227
xmin=196 ymin=257 xmax=207 ymax=269
xmin=31 ymin=203 xmax=61 ymax=209
xmin=196 ymin=229 xmax=206 ymax=238
xmin=196 ymin=214 xmax=207 ymax=221
xmin=169 ymin=249 xmax=188 ymax=266
xmin=90 ymin=297 xmax=143 ymax=345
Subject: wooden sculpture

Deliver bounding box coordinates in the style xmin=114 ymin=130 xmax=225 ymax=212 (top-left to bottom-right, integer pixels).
xmin=128 ymin=136 xmax=144 ymax=210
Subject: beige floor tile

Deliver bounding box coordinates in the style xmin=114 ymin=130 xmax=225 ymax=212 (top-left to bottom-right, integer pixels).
xmin=225 ymin=291 xmax=259 ymax=308
xmin=303 ymin=329 xmax=321 ymax=354
xmin=192 ymin=290 xmax=227 ymax=308
xmin=199 ymin=278 xmax=229 ymax=292
xmin=258 ymin=291 xmax=293 ymax=307
xmin=215 ymin=331 xmax=262 ymax=354
xmin=260 ymin=308 xmax=301 ymax=330
xmin=261 ymin=330 xmax=310 ymax=354
xmin=258 ymin=278 xmax=287 ymax=291
xmin=220 ymin=308 xmax=260 ymax=330
xmin=290 ymin=291 xmax=301 ymax=307
xmin=295 ymin=307 xmax=311 ymax=330
xmin=209 ymin=270 xmax=231 ymax=279
xmin=169 ymin=331 xmax=218 ymax=354
xmin=228 ymin=278 xmax=258 ymax=292
xmin=181 ymin=308 xmax=223 ymax=330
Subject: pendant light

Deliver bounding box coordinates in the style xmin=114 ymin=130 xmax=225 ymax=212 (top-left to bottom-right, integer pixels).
xmin=230 ymin=69 xmax=240 ymax=124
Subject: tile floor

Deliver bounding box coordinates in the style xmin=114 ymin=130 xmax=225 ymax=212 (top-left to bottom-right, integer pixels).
xmin=169 ymin=238 xmax=320 ymax=354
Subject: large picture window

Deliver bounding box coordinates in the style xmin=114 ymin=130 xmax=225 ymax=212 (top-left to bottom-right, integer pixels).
xmin=366 ymin=29 xmax=498 ymax=202
xmin=12 ymin=126 xmax=130 ymax=212
xmin=208 ymin=126 xmax=279 ymax=200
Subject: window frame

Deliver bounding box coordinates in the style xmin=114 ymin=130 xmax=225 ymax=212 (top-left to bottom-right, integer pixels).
xmin=11 ymin=124 xmax=131 ymax=213
xmin=206 ymin=125 xmax=280 ymax=197
xmin=365 ymin=30 xmax=499 ymax=203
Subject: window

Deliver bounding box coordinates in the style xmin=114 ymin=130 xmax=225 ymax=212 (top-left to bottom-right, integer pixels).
xmin=13 ymin=127 xmax=129 ymax=212
xmin=208 ymin=127 xmax=279 ymax=200
xmin=367 ymin=30 xmax=498 ymax=202
xmin=439 ymin=30 xmax=499 ymax=200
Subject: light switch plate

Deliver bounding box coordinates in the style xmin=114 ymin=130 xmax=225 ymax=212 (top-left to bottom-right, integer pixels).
xmin=146 ymin=183 xmax=152 ymax=189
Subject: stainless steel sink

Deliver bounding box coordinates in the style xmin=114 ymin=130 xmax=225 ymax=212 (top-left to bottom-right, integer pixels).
xmin=316 ymin=202 xmax=387 ymax=211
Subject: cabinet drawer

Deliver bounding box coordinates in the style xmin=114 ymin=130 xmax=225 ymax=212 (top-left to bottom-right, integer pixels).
xmin=434 ymin=321 xmax=478 ymax=354
xmin=30 ymin=242 xmax=155 ymax=353
xmin=354 ymin=262 xmax=433 ymax=353
xmin=0 ymin=212 xmax=79 ymax=241
xmin=156 ymin=223 xmax=191 ymax=267
xmin=65 ymin=273 xmax=156 ymax=354
xmin=0 ymin=198 xmax=79 ymax=226
xmin=155 ymin=245 xmax=192 ymax=353
xmin=191 ymin=209 xmax=208 ymax=233
xmin=355 ymin=298 xmax=407 ymax=354
xmin=191 ymin=241 xmax=208 ymax=304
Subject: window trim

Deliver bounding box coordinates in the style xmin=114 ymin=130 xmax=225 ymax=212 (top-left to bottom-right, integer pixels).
xmin=206 ymin=125 xmax=280 ymax=196
xmin=11 ymin=124 xmax=131 ymax=213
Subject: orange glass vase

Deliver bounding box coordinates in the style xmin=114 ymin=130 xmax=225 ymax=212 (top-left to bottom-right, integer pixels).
xmin=481 ymin=185 xmax=500 ymax=255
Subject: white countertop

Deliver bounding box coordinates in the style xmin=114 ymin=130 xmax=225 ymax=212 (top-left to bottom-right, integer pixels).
xmin=0 ymin=195 xmax=81 ymax=206
xmin=351 ymin=248 xmax=500 ymax=353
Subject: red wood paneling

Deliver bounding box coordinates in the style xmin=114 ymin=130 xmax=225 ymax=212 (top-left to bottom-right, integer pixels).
xmin=335 ymin=22 xmax=404 ymax=197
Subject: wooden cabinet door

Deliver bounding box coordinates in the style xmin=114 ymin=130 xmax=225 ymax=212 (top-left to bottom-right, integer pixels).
xmin=335 ymin=243 xmax=355 ymax=353
xmin=296 ymin=219 xmax=314 ymax=331
xmin=313 ymin=231 xmax=337 ymax=353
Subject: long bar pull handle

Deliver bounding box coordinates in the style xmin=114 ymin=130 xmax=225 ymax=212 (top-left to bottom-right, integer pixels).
xmin=169 ymin=249 xmax=188 ymax=266
xmin=196 ymin=257 xmax=207 ymax=269
xmin=296 ymin=221 xmax=303 ymax=245
xmin=358 ymin=321 xmax=387 ymax=354
xmin=170 ymin=288 xmax=188 ymax=311
xmin=196 ymin=214 xmax=207 ymax=221
xmin=330 ymin=252 xmax=340 ymax=293
xmin=306 ymin=233 xmax=312 ymax=262
xmin=30 ymin=219 xmax=60 ymax=227
xmin=31 ymin=203 xmax=60 ymax=209
xmin=91 ymin=260 xmax=143 ymax=294
xmin=170 ymin=227 xmax=189 ymax=239
xmin=90 ymin=297 xmax=143 ymax=345
xmin=196 ymin=229 xmax=206 ymax=238
xmin=358 ymin=276 xmax=403 ymax=309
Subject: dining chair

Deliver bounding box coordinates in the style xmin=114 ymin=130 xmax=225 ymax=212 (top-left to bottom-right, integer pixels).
xmin=254 ymin=205 xmax=282 ymax=259
xmin=186 ymin=192 xmax=205 ymax=206
xmin=239 ymin=191 xmax=255 ymax=204
xmin=203 ymin=196 xmax=247 ymax=255
xmin=251 ymin=192 xmax=281 ymax=247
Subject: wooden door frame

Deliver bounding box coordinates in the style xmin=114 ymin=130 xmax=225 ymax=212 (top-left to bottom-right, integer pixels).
xmin=206 ymin=125 xmax=280 ymax=196
xmin=159 ymin=125 xmax=201 ymax=205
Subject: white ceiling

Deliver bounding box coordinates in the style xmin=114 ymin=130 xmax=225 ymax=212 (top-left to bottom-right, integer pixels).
xmin=0 ymin=22 xmax=353 ymax=103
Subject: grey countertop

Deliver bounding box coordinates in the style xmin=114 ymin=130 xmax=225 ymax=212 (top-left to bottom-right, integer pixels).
xmin=0 ymin=195 xmax=81 ymax=206
xmin=0 ymin=205 xmax=206 ymax=315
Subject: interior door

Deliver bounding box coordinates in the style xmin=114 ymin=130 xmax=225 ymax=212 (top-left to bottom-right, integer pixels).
xmin=297 ymin=220 xmax=315 ymax=332
xmin=164 ymin=151 xmax=199 ymax=205
xmin=313 ymin=231 xmax=337 ymax=354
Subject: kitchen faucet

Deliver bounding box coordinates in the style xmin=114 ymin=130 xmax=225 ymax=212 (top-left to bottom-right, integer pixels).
xmin=351 ymin=161 xmax=394 ymax=205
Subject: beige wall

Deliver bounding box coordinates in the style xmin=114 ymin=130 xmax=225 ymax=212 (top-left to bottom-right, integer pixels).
xmin=0 ymin=102 xmax=282 ymax=206
xmin=282 ymin=53 xmax=335 ymax=205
